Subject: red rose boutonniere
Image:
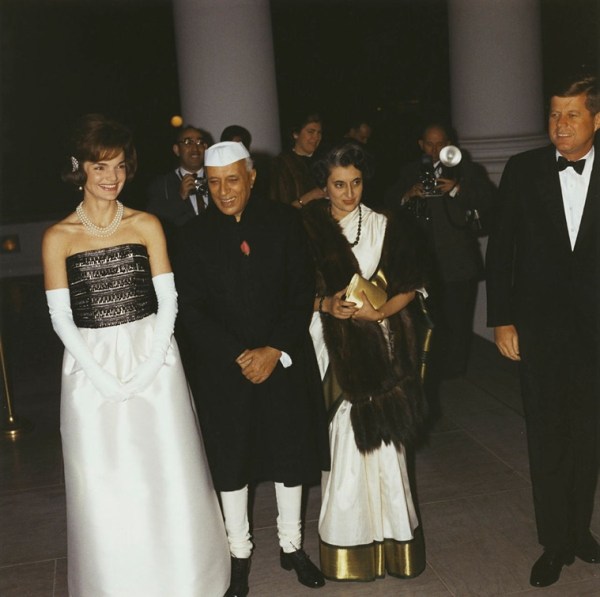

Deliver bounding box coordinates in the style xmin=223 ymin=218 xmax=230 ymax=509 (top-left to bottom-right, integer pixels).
xmin=240 ymin=240 xmax=251 ymax=256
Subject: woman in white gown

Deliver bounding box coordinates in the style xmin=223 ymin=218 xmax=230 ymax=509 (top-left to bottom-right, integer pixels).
xmin=41 ymin=114 xmax=230 ymax=596
xmin=301 ymin=142 xmax=428 ymax=582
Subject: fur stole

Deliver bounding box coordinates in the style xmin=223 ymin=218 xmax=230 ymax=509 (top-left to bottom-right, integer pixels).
xmin=302 ymin=199 xmax=428 ymax=453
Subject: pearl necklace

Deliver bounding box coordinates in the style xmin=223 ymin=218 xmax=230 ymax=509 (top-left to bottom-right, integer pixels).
xmin=76 ymin=201 xmax=124 ymax=237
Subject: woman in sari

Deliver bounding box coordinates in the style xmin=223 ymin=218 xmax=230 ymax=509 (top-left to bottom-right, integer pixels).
xmin=302 ymin=141 xmax=428 ymax=582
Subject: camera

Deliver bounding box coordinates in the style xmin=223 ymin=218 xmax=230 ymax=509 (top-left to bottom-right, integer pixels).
xmin=419 ymin=155 xmax=443 ymax=198
xmin=194 ymin=176 xmax=208 ymax=196
xmin=407 ymin=146 xmax=465 ymax=224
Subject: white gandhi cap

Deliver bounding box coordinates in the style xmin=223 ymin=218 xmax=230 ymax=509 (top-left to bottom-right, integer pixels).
xmin=204 ymin=141 xmax=250 ymax=167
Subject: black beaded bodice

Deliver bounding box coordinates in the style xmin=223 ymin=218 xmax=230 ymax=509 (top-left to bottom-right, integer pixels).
xmin=66 ymin=244 xmax=157 ymax=329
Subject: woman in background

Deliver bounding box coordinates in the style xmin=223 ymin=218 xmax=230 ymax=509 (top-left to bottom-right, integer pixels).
xmin=302 ymin=141 xmax=428 ymax=583
xmin=270 ymin=111 xmax=326 ymax=208
xmin=42 ymin=114 xmax=229 ymax=596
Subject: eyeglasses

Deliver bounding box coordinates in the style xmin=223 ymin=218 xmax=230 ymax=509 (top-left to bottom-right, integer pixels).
xmin=179 ymin=138 xmax=207 ymax=147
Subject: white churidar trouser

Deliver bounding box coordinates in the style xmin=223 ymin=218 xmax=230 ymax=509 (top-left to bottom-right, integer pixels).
xmin=220 ymin=483 xmax=302 ymax=558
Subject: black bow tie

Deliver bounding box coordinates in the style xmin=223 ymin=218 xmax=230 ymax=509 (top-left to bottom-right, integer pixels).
xmin=557 ymin=156 xmax=585 ymax=174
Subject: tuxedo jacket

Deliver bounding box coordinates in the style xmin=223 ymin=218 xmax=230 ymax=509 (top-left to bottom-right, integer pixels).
xmin=146 ymin=170 xmax=206 ymax=255
xmin=486 ymin=142 xmax=599 ymax=348
xmin=385 ymin=158 xmax=494 ymax=283
xmin=146 ymin=170 xmax=198 ymax=227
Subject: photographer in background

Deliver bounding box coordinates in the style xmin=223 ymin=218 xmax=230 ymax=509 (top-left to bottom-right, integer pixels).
xmin=146 ymin=125 xmax=211 ymax=257
xmin=385 ymin=122 xmax=495 ymax=381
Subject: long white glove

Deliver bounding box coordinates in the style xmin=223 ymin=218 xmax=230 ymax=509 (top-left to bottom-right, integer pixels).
xmin=123 ymin=272 xmax=178 ymax=394
xmin=46 ymin=288 xmax=131 ymax=402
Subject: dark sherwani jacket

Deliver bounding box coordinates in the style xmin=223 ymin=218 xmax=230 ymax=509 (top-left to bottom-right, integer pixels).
xmin=174 ymin=196 xmax=329 ymax=491
xmin=486 ymin=141 xmax=599 ymax=551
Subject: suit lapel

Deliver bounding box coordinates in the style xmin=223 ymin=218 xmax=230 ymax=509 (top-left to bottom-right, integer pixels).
xmin=534 ymin=146 xmax=572 ymax=251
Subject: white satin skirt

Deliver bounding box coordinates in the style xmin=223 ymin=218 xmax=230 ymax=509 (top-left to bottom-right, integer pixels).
xmin=319 ymin=400 xmax=418 ymax=547
xmin=60 ymin=315 xmax=230 ymax=597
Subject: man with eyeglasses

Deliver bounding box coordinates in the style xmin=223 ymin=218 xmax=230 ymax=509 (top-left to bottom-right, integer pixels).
xmin=147 ymin=125 xmax=211 ymax=254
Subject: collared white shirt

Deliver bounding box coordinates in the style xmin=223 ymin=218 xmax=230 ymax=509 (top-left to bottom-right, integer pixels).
xmin=178 ymin=167 xmax=208 ymax=215
xmin=556 ymin=146 xmax=594 ymax=249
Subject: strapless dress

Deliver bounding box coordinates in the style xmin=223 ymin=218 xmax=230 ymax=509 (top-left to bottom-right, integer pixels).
xmin=61 ymin=244 xmax=229 ymax=597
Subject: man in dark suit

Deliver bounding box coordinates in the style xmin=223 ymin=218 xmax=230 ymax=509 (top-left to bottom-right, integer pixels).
xmin=486 ymin=74 xmax=600 ymax=588
xmin=175 ymin=142 xmax=327 ymax=597
xmin=146 ymin=125 xmax=210 ymax=254
xmin=385 ymin=123 xmax=494 ymax=379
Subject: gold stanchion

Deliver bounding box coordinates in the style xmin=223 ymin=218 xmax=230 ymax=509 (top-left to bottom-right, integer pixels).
xmin=413 ymin=293 xmax=434 ymax=383
xmin=0 ymin=333 xmax=33 ymax=438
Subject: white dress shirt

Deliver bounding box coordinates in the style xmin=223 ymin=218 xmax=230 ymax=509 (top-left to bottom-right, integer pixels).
xmin=557 ymin=146 xmax=594 ymax=250
xmin=178 ymin=167 xmax=208 ymax=214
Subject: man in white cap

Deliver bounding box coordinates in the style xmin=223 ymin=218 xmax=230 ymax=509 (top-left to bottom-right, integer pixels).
xmin=175 ymin=142 xmax=328 ymax=597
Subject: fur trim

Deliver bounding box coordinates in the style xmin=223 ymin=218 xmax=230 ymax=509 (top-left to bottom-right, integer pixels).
xmin=302 ymin=200 xmax=428 ymax=453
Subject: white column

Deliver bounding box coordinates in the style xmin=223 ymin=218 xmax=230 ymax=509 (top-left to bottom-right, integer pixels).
xmin=448 ymin=0 xmax=547 ymax=184
xmin=172 ymin=0 xmax=281 ymax=155
xmin=447 ymin=0 xmax=547 ymax=340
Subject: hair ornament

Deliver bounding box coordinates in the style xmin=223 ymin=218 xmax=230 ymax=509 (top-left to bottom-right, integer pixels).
xmin=71 ymin=156 xmax=79 ymax=172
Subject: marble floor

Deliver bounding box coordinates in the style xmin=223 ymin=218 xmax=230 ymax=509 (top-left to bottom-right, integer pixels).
xmin=2 ymin=276 xmax=600 ymax=596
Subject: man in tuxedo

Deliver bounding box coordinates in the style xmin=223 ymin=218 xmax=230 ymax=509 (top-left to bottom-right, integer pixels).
xmin=146 ymin=125 xmax=210 ymax=254
xmin=486 ymin=74 xmax=600 ymax=588
xmin=175 ymin=142 xmax=327 ymax=597
xmin=385 ymin=123 xmax=494 ymax=380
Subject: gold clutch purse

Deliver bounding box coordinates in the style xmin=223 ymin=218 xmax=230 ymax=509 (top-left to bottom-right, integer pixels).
xmin=345 ymin=270 xmax=388 ymax=309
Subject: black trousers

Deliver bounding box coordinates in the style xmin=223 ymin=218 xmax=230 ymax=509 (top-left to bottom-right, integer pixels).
xmin=429 ymin=278 xmax=478 ymax=379
xmin=519 ymin=325 xmax=598 ymax=551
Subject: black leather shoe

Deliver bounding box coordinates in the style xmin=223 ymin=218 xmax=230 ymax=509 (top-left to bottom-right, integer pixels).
xmin=529 ymin=549 xmax=574 ymax=587
xmin=280 ymin=549 xmax=325 ymax=588
xmin=224 ymin=556 xmax=250 ymax=597
xmin=575 ymin=535 xmax=600 ymax=563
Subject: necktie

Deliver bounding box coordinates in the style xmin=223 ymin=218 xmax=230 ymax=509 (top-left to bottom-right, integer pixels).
xmin=557 ymin=156 xmax=585 ymax=175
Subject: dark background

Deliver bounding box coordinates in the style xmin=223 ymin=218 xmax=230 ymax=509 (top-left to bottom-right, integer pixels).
xmin=0 ymin=0 xmax=598 ymax=222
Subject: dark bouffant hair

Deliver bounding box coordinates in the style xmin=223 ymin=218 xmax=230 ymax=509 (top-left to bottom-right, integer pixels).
xmin=549 ymin=73 xmax=599 ymax=115
xmin=312 ymin=141 xmax=375 ymax=188
xmin=289 ymin=111 xmax=322 ymax=137
xmin=61 ymin=114 xmax=137 ymax=186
